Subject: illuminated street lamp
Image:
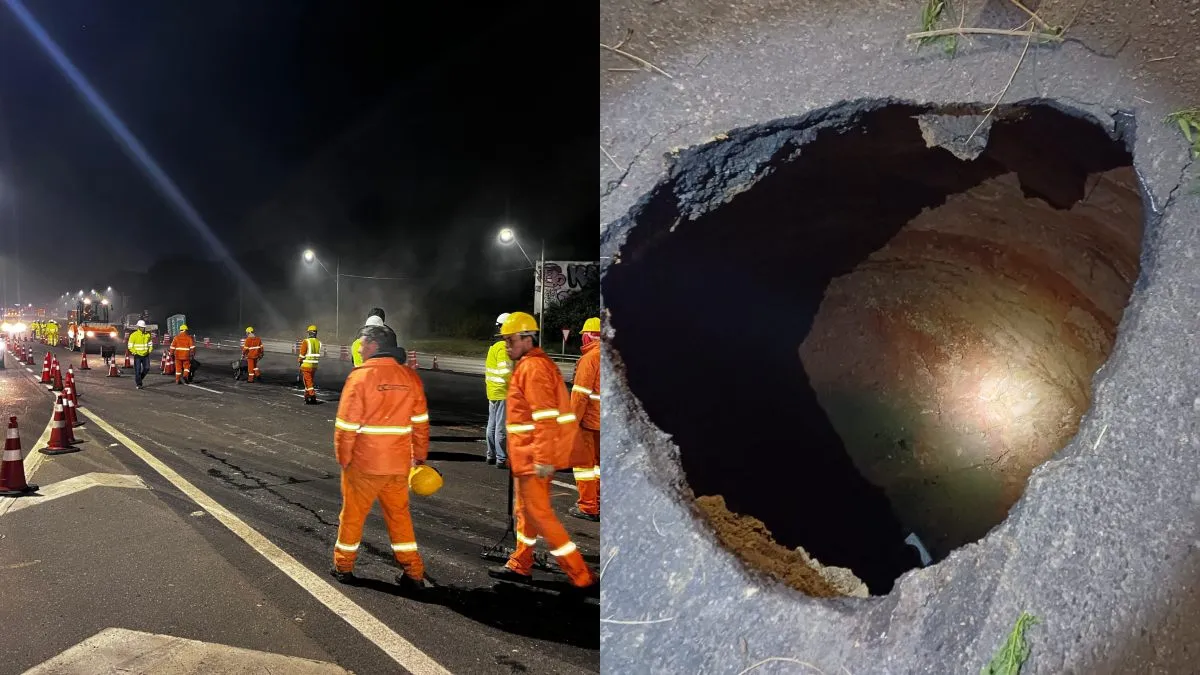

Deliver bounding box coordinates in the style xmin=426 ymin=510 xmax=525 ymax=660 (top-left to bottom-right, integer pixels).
xmin=496 ymin=226 xmax=545 ymax=345
xmin=302 ymin=249 xmax=340 ymax=341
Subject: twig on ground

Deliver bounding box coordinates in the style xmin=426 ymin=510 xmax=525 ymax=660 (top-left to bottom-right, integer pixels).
xmin=906 ymin=26 xmax=1063 ymax=41
xmin=607 ymin=67 xmax=641 ymax=72
xmin=600 ymin=145 xmax=623 ymax=171
xmin=736 ymin=657 xmax=831 ymax=675
xmin=966 ymin=35 xmax=1033 ymax=143
xmin=1145 ymin=54 xmax=1177 ymax=63
xmin=600 ymin=42 xmax=673 ymax=78
xmin=600 ymin=616 xmax=676 ymax=625
xmin=613 ymin=28 xmax=634 ymax=50
xmin=1005 ymin=0 xmax=1056 ymax=32
xmin=1092 ymin=423 xmax=1108 ymax=450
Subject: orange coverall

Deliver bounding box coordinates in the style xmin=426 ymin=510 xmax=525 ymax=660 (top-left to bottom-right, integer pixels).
xmin=570 ymin=340 xmax=601 ymax=516
xmin=298 ymin=337 xmax=321 ymax=399
xmin=504 ymin=347 xmax=596 ymax=587
xmin=170 ymin=332 xmax=195 ymax=383
xmin=332 ymin=353 xmax=431 ymax=581
xmin=242 ymin=335 xmax=263 ymax=381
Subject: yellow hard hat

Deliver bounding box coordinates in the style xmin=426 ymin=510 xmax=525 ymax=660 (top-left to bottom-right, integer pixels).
xmin=409 ymin=464 xmax=444 ymax=496
xmin=581 ymin=317 xmax=601 ymax=333
xmin=180 ymin=324 xmax=189 ymax=331
xmin=499 ymin=311 xmax=538 ymax=336
xmin=307 ymin=324 xmax=318 ymax=332
xmin=246 ymin=326 xmax=254 ymax=334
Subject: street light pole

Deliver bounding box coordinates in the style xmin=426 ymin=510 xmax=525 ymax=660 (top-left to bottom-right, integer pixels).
xmin=335 ymin=257 xmax=340 ymax=343
xmin=538 ymin=239 xmax=545 ymax=348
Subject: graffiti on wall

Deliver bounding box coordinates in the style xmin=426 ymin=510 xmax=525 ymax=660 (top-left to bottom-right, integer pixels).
xmin=534 ymin=260 xmax=600 ymax=313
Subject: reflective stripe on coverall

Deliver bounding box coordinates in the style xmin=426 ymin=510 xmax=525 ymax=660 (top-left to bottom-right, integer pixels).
xmin=299 ymin=337 xmax=321 ymax=397
xmin=242 ymin=335 xmax=264 ymax=381
xmin=332 ymin=352 xmax=431 ymax=579
xmin=504 ymin=347 xmax=595 ymax=586
xmin=170 ymin=333 xmax=195 ymax=382
xmin=569 ymin=340 xmax=601 ymax=515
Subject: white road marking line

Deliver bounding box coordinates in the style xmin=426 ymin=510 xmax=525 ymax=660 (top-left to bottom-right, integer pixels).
xmin=25 ymin=628 xmax=350 ymax=674
xmin=0 ymin=473 xmax=148 ymax=516
xmin=551 ymin=480 xmax=579 ymax=492
xmin=186 ymin=383 xmax=224 ymax=394
xmin=81 ymin=408 xmax=452 ymax=675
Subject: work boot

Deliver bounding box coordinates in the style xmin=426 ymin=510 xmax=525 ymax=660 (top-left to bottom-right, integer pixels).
xmin=395 ymin=573 xmax=434 ymax=595
xmin=487 ymin=566 xmax=532 ymax=584
xmin=569 ymin=506 xmax=600 ymax=522
xmin=486 ymin=455 xmax=496 ymax=465
xmin=562 ymin=579 xmax=601 ymax=600
xmin=329 ymin=568 xmax=355 ymax=584
xmin=495 ymin=460 xmax=508 ymax=470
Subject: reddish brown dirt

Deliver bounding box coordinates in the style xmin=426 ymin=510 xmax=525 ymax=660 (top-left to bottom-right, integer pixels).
xmin=695 ymin=494 xmax=860 ymax=598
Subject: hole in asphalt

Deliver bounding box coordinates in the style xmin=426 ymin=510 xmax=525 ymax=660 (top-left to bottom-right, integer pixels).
xmin=604 ymin=101 xmax=1145 ymax=595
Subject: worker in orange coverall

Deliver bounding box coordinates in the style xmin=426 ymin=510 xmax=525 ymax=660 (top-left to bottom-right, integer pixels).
xmin=170 ymin=325 xmax=196 ymax=385
xmin=242 ymin=327 xmax=264 ymax=382
xmin=568 ymin=317 xmax=601 ymax=521
xmin=329 ymin=324 xmax=433 ymax=593
xmin=298 ymin=324 xmax=322 ymax=403
xmin=486 ymin=311 xmax=598 ymax=591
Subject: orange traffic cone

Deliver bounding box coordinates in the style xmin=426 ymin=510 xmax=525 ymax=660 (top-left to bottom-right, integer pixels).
xmin=38 ymin=396 xmax=79 ymax=456
xmin=62 ymin=383 xmax=79 ymax=429
xmin=411 ymin=350 xmax=419 ymax=370
xmin=124 ymin=350 xmax=132 ymax=368
xmin=52 ymin=358 xmax=63 ymax=391
xmin=25 ymin=348 xmax=34 ymax=366
xmin=64 ymin=372 xmax=83 ymax=428
xmin=108 ymin=356 xmax=120 ymax=377
xmin=40 ymin=352 xmax=52 ymax=383
xmin=80 ymin=350 xmax=90 ymax=370
xmin=432 ymin=355 xmax=439 ymax=371
xmin=0 ymin=416 xmax=38 ymax=496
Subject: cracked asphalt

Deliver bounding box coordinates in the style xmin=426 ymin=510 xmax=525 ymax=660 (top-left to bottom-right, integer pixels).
xmin=601 ymin=0 xmax=1200 ymax=673
xmin=0 ymin=344 xmax=598 ymax=674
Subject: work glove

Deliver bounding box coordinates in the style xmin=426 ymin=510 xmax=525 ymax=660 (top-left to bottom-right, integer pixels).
xmin=534 ymin=464 xmax=555 ymax=479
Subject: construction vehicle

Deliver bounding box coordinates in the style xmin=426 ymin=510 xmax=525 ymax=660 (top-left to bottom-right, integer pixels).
xmin=66 ymin=298 xmax=120 ymax=353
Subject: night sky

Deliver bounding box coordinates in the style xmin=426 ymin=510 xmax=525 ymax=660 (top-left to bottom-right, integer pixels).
xmin=0 ymin=1 xmax=596 ymax=337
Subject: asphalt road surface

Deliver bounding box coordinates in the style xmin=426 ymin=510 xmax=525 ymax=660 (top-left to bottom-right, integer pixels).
xmin=0 ymin=341 xmax=599 ymax=674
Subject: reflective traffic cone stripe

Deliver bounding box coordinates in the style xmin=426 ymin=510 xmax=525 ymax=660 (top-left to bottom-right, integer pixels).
xmin=66 ymin=370 xmax=81 ymax=410
xmin=63 ymin=387 xmax=78 ymax=429
xmin=432 ymin=356 xmax=439 ymax=371
xmin=39 ymin=396 xmax=79 ymax=456
xmin=0 ymin=416 xmax=38 ymax=495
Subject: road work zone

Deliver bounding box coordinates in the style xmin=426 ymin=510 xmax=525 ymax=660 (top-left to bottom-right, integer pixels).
xmin=81 ymin=408 xmax=453 ymax=675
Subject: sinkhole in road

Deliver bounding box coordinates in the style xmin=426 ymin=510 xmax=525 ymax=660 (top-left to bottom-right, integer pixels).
xmin=604 ymin=101 xmax=1145 ymax=596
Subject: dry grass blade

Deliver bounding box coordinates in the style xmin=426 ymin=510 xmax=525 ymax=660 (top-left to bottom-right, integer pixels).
xmin=1005 ymin=0 xmax=1059 ymax=33
xmin=966 ymin=35 xmax=1033 ymax=143
xmin=736 ymin=657 xmax=833 ymax=675
xmin=600 ymin=42 xmax=673 ymax=79
xmin=600 ymin=145 xmax=623 ymax=171
xmin=907 ymin=26 xmax=1063 ymax=41
xmin=600 ymin=616 xmax=676 ymax=625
